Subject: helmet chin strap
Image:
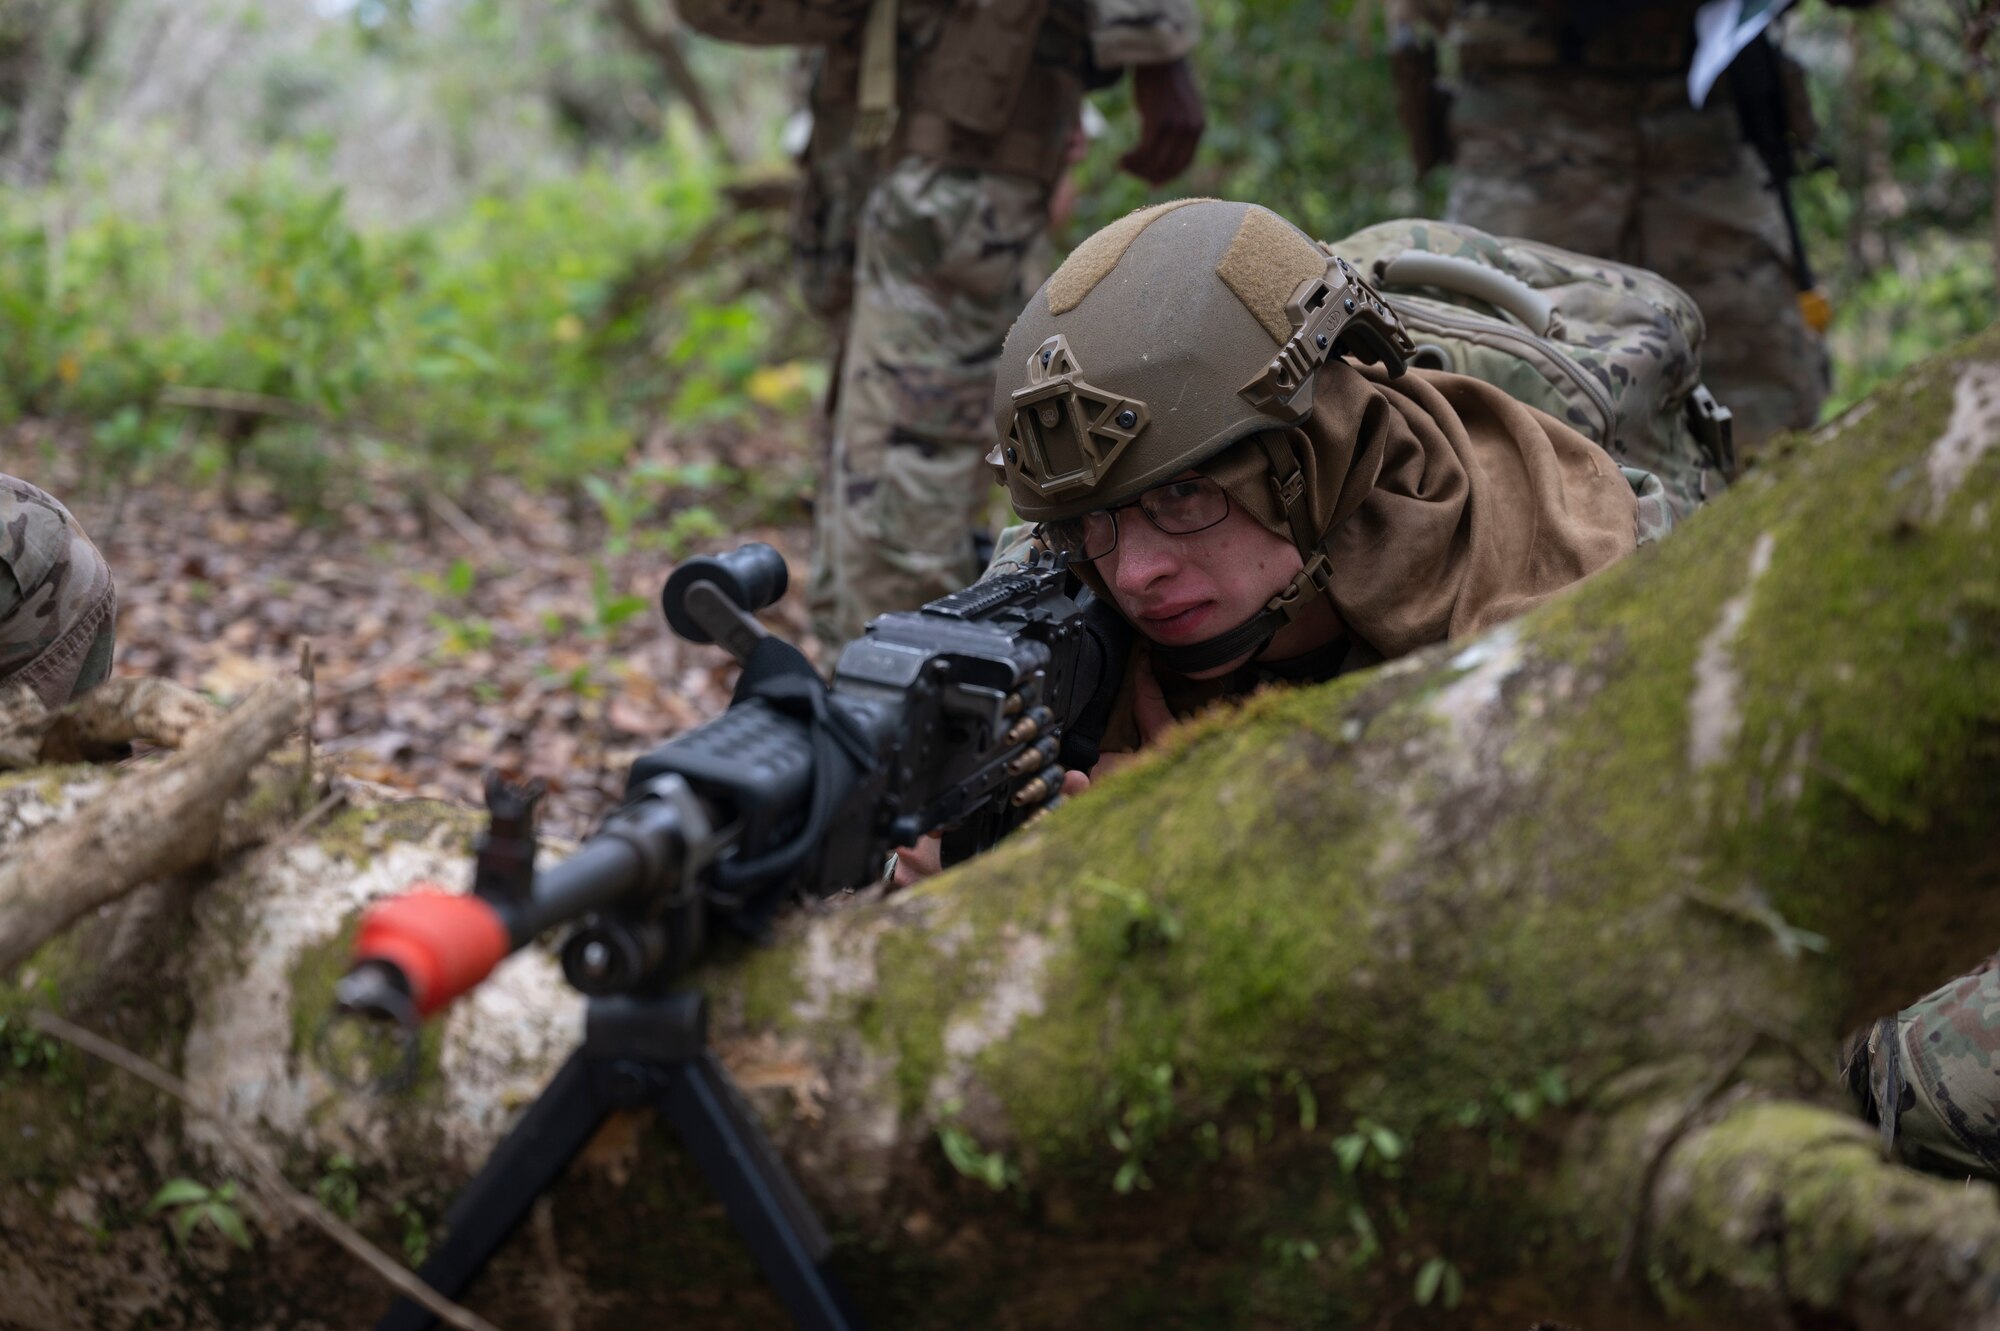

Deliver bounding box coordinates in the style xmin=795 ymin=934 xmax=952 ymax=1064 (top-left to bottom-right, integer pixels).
xmin=1149 ymin=554 xmax=1332 ymax=675
xmin=1150 ymin=431 xmax=1338 ymax=677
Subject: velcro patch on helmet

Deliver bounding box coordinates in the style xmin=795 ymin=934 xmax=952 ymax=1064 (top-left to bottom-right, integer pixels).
xmin=1004 ymin=335 xmax=1150 ymax=497
xmin=1239 ymin=258 xmax=1417 ymax=416
xmin=1045 ymin=197 xmax=1211 ymax=316
xmin=1214 ymin=206 xmax=1328 ymax=344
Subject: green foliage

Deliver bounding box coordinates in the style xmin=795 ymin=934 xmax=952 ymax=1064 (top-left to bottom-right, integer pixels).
xmin=1414 ymin=1254 xmax=1464 ymax=1309
xmin=1793 ymin=0 xmax=1997 ymax=412
xmin=148 ymin=1178 xmax=253 ymax=1251
xmin=1071 ymin=0 xmax=1445 ymax=246
xmin=588 ymin=562 xmax=652 ymax=634
xmin=390 ymin=1197 xmax=432 ymax=1266
xmin=2 ymin=133 xmax=809 ymax=502
xmin=937 ymin=1118 xmax=1022 ymax=1192
xmin=1332 ymin=1118 xmax=1406 ymax=1178
xmin=315 ymin=1152 xmax=361 ymax=1221
xmin=0 ymin=1012 xmax=64 ymax=1079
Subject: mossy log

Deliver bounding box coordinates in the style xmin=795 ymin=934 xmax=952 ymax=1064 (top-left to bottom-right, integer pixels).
xmin=5 ymin=330 xmax=2000 ymax=1330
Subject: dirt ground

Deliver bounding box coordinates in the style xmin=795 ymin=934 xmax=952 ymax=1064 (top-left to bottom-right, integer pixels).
xmin=10 ymin=425 xmax=821 ymax=842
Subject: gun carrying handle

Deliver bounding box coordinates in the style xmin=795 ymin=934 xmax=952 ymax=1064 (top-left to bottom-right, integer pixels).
xmin=1379 ymin=252 xmax=1556 ymax=337
xmin=351 ymin=888 xmax=512 ymax=1018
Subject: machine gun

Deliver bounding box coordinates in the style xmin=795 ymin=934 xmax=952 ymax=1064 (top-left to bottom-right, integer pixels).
xmin=332 ymin=542 xmax=1130 ymax=1331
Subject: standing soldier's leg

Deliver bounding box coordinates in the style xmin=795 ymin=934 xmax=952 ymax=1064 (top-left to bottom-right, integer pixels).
xmin=0 ymin=475 xmax=116 ymax=707
xmin=1637 ymin=88 xmax=1828 ymax=454
xmin=1445 ymin=71 xmax=1640 ymax=265
xmin=807 ymin=159 xmax=1048 ymax=650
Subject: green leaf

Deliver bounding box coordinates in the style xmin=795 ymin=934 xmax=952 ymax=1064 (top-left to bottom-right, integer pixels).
xmin=1367 ymin=1123 xmax=1404 ymax=1161
xmin=170 ymin=1207 xmax=202 ymax=1244
xmin=1333 ymin=1133 xmax=1367 ymax=1174
xmin=206 ymin=1203 xmax=253 ymax=1250
xmin=596 ymin=594 xmax=649 ymax=629
xmin=148 ymin=1178 xmax=210 ymax=1212
xmin=445 ymin=558 xmax=475 ymax=598
xmin=1415 ymin=1256 xmax=1448 ymax=1307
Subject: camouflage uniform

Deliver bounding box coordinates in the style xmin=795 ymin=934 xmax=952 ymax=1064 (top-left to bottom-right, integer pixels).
xmin=1439 ymin=0 xmax=1829 ymax=450
xmin=1845 ymin=956 xmax=2000 ymax=1183
xmin=0 ymin=475 xmax=116 ymax=707
xmin=799 ymin=0 xmax=1197 ymax=650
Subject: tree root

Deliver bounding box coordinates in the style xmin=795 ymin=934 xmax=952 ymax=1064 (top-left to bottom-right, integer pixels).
xmin=1641 ymin=1098 xmax=2000 ymax=1330
xmin=0 ymin=675 xmax=308 ymax=975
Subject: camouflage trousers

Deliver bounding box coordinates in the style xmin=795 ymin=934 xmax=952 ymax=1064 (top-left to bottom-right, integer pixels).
xmin=802 ymin=155 xmax=1051 ymax=650
xmin=0 ymin=474 xmax=116 ymax=707
xmin=1445 ymin=69 xmax=1829 ymax=453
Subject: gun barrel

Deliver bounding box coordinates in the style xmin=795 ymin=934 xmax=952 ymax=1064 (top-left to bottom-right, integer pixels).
xmin=343 ymin=789 xmax=698 ymax=1019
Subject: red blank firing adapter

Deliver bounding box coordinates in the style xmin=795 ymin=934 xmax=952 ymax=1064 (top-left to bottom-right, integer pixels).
xmin=351 ymin=888 xmax=511 ymax=1018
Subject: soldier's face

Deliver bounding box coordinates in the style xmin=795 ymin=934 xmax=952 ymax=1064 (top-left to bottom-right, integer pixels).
xmin=1097 ymin=483 xmax=1342 ymax=678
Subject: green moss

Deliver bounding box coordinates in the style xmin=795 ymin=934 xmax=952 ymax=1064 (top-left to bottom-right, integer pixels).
xmin=0 ymin=931 xmax=189 ymax=1193
xmin=1654 ymin=1099 xmax=1967 ymax=1310
xmin=315 ymin=797 xmax=482 ymax=868
xmin=730 ymin=935 xmax=809 ymax=1033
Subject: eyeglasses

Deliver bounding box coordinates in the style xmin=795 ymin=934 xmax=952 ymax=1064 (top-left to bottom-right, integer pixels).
xmin=1036 ymin=475 xmax=1231 ymax=563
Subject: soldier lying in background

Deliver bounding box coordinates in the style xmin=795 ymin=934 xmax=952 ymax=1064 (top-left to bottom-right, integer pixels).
xmin=0 ymin=474 xmax=117 ymax=707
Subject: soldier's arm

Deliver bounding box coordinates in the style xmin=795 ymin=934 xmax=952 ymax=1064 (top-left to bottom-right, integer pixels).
xmin=1085 ymin=0 xmax=1204 ymax=185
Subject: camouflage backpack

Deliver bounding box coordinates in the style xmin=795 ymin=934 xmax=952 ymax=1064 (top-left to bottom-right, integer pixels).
xmin=1326 ymin=218 xmax=1736 ymax=520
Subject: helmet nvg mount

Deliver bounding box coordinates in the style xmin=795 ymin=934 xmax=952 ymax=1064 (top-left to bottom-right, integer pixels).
xmin=989 ymin=199 xmax=1415 ymax=673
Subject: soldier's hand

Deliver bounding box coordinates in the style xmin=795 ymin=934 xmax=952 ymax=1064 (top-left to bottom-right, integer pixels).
xmin=891 ymin=833 xmax=944 ymax=888
xmin=1121 ymin=58 xmax=1204 ymax=186
xmin=890 ymin=768 xmax=1090 ymax=887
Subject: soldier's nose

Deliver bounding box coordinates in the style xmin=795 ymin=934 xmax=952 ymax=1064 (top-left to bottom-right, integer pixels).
xmin=1105 ymin=519 xmax=1181 ymax=594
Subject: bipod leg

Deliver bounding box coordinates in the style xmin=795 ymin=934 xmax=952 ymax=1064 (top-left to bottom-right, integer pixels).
xmin=665 ymin=1049 xmax=857 ymax=1330
xmin=372 ymin=992 xmax=860 ymax=1331
xmin=596 ymin=991 xmax=861 ymax=1331
xmin=376 ymin=1050 xmax=605 ymax=1331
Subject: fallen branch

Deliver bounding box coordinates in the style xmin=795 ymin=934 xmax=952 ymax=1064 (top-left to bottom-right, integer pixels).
xmin=27 ymin=1011 xmax=504 ymax=1331
xmin=0 ymin=675 xmax=308 ymax=974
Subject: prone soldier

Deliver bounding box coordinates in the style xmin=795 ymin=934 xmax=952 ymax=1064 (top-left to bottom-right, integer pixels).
xmin=893 ymin=197 xmax=1666 ymax=881
xmin=985 ymin=199 xmax=1660 ymax=758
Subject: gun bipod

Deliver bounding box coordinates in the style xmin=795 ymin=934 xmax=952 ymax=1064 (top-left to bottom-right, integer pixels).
xmin=375 ymin=991 xmax=858 ymax=1331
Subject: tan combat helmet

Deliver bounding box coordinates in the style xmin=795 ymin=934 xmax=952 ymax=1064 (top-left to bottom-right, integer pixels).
xmin=989 ymin=198 xmax=1415 ymax=672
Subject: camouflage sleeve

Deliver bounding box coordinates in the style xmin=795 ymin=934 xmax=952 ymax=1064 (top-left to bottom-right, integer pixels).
xmin=1622 ymin=466 xmax=1677 ymax=548
xmin=1085 ymin=0 xmax=1196 ymax=69
xmin=0 ymin=475 xmax=116 ymax=708
xmin=1841 ymin=955 xmax=2000 ymax=1183
xmin=980 ymin=520 xmax=1045 ymax=578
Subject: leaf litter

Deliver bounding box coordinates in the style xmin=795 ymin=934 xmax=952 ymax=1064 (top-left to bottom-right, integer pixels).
xmin=16 ymin=428 xmax=820 ymax=843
